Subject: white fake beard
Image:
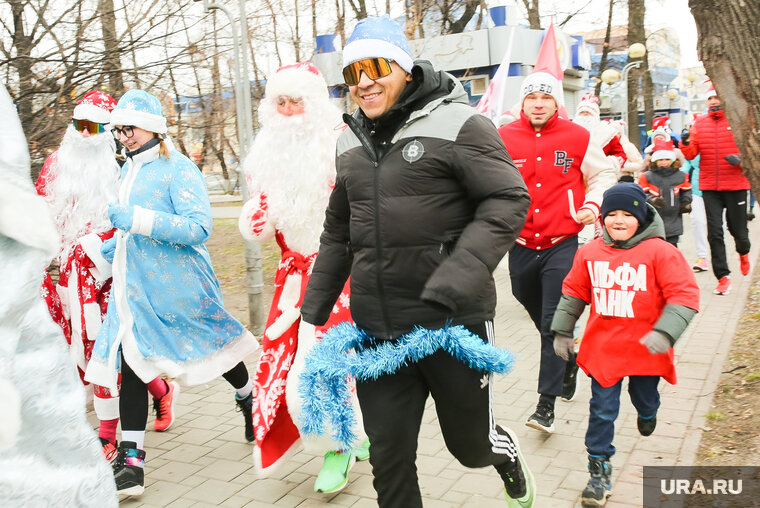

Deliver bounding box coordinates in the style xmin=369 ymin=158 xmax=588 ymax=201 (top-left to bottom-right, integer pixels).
xmin=243 ymin=98 xmax=342 ymax=254
xmin=574 ymin=115 xmax=600 ymax=132
xmin=44 ymin=125 xmax=121 ymax=261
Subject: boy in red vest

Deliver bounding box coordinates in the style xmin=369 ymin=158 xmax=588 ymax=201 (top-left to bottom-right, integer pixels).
xmin=550 ymin=182 xmax=700 ymax=507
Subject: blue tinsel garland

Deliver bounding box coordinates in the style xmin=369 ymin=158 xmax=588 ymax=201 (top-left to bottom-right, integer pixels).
xmin=298 ymin=322 xmax=515 ymax=451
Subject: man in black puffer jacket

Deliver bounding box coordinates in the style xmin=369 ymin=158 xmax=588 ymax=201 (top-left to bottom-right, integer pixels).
xmin=301 ymin=15 xmax=534 ymax=508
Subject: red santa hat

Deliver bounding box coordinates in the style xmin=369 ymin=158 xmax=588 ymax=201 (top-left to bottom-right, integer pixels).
xmin=73 ymin=90 xmax=117 ymax=124
xmin=651 ymin=116 xmax=670 ymax=131
xmin=705 ymin=81 xmax=717 ymax=99
xmin=520 ymin=20 xmax=565 ymax=109
xmin=575 ymin=92 xmax=600 ymax=118
xmin=265 ymin=62 xmax=328 ymax=102
xmin=651 ymin=137 xmax=676 ymax=162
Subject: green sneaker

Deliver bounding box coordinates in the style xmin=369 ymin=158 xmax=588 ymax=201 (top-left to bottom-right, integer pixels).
xmin=314 ymin=450 xmax=356 ymax=493
xmin=496 ymin=427 xmax=535 ymax=508
xmin=352 ymin=438 xmax=370 ymax=461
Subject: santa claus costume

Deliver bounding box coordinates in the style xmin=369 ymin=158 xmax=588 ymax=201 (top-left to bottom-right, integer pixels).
xmin=238 ymin=62 xmax=367 ymax=493
xmin=0 ymin=82 xmax=117 ymax=507
xmin=35 ymin=91 xmax=177 ymax=462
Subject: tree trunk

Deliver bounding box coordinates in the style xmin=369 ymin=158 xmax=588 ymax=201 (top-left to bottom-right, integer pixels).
xmin=689 ymin=0 xmax=760 ymax=197
xmin=594 ymin=0 xmax=615 ymax=97
xmin=311 ymin=0 xmax=317 ymax=41
xmin=627 ymin=0 xmax=646 ymax=149
xmin=10 ymin=0 xmax=34 ymax=140
xmin=293 ymin=0 xmax=301 ymax=62
xmin=521 ymin=0 xmax=541 ymax=30
xmin=211 ymin=12 xmax=228 ymax=180
xmin=449 ymin=0 xmax=480 ymax=35
xmin=99 ymin=0 xmax=124 ymax=95
xmin=642 ymin=51 xmax=655 ymax=137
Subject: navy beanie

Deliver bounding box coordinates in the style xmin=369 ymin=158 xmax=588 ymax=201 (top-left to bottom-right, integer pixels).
xmin=600 ymin=182 xmax=648 ymax=225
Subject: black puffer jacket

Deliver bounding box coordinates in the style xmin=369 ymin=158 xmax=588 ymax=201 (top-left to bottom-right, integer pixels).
xmin=301 ymin=61 xmax=530 ymax=340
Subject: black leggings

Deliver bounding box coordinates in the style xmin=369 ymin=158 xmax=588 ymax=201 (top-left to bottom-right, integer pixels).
xmin=119 ymin=359 xmax=249 ymax=431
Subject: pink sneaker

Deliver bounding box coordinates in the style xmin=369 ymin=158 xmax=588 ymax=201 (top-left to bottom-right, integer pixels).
xmin=740 ymin=254 xmax=751 ymax=276
xmin=714 ymin=276 xmax=731 ymax=295
xmin=692 ymin=258 xmax=709 ymax=272
xmin=153 ymin=380 xmax=179 ymax=432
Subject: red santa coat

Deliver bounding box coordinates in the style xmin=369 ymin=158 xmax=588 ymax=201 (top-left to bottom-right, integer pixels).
xmin=562 ymin=237 xmax=700 ymax=387
xmin=498 ymin=112 xmax=617 ymax=249
xmin=36 ymin=152 xmax=120 ymax=417
xmin=240 ymin=193 xmax=352 ymax=471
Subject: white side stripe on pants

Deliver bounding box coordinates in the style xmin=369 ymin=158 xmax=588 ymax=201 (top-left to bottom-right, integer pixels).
xmin=485 ymin=319 xmax=518 ymax=460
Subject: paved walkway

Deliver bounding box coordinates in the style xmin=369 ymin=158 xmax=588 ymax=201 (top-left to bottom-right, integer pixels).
xmin=111 ymin=215 xmax=759 ymax=507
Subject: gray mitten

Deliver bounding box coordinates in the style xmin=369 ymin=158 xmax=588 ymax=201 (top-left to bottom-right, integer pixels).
xmin=639 ymin=330 xmax=672 ymax=354
xmin=554 ymin=334 xmax=575 ymax=361
xmin=724 ymin=154 xmax=741 ymax=166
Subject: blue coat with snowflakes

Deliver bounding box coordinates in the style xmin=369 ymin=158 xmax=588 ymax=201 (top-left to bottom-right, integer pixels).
xmin=85 ymin=141 xmax=258 ymax=392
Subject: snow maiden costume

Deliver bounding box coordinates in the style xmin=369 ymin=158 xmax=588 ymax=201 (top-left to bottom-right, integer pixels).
xmin=0 ymin=82 xmax=117 ymax=507
xmin=85 ymin=89 xmax=258 ymax=496
xmin=238 ymin=62 xmax=365 ymax=493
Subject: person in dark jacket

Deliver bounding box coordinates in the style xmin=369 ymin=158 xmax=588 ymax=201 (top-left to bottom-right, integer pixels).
xmin=637 ymin=137 xmax=692 ymax=247
xmin=681 ymin=83 xmax=751 ymax=295
xmin=300 ymin=15 xmax=534 ymax=508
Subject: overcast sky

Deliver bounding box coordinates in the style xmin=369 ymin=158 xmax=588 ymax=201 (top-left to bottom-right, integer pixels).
xmin=544 ymin=0 xmax=701 ymax=67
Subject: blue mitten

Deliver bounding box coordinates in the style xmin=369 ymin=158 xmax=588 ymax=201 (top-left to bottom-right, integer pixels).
xmin=108 ymin=203 xmax=134 ymax=232
xmin=101 ymin=237 xmax=117 ymax=263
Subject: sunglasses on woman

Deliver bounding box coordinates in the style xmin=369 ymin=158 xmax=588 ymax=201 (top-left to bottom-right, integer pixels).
xmin=72 ymin=118 xmax=107 ymax=134
xmin=342 ymin=57 xmax=394 ymax=86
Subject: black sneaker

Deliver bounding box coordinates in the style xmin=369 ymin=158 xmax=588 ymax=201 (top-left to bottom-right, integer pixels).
xmin=637 ymin=414 xmax=657 ymax=436
xmin=235 ymin=393 xmax=254 ymax=442
xmin=582 ymin=456 xmax=612 ymax=507
xmin=525 ymin=402 xmax=555 ymax=433
xmin=494 ymin=426 xmax=535 ymax=507
xmin=113 ymin=441 xmax=145 ymax=496
xmin=561 ymin=357 xmax=579 ymax=402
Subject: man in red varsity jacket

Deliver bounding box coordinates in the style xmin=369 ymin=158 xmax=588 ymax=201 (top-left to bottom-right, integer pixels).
xmin=498 ymin=71 xmax=616 ymax=434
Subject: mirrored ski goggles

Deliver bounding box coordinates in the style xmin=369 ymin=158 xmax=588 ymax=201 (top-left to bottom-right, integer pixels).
xmin=72 ymin=118 xmax=107 ymax=134
xmin=342 ymin=57 xmax=394 ymax=86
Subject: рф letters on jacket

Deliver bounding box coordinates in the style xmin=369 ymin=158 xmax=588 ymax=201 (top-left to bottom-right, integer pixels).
xmin=301 ymin=61 xmax=531 ymax=340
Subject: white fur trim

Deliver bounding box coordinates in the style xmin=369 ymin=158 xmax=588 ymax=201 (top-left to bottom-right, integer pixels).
xmin=265 ymin=307 xmax=302 ymax=341
xmin=252 ymin=438 xmax=303 ymax=475
xmin=238 ymin=198 xmax=275 ymax=242
xmin=73 ymin=103 xmax=110 ymax=124
xmin=591 ymin=122 xmax=618 ymax=148
xmin=93 ymin=393 xmax=120 ymax=420
xmin=286 ymin=322 xmax=366 ymax=453
xmin=130 ymin=205 xmax=155 ymax=237
xmin=66 ymin=274 xmax=86 ymax=372
xmin=342 ymin=39 xmax=414 ymax=73
xmin=0 ymin=185 xmax=59 ymax=258
xmin=263 ymin=273 xmax=304 ymax=339
xmin=265 ymin=68 xmax=328 ymax=101
xmin=79 ymin=233 xmax=112 ymax=282
xmin=576 ymin=102 xmax=599 ymax=118
xmin=652 ymin=149 xmax=676 ymax=162
xmin=56 ymin=283 xmax=70 ymax=320
xmin=83 ymin=302 xmax=103 ymax=345
xmin=110 ymin=108 xmax=167 ymax=135
xmin=0 ymin=378 xmax=21 ymax=452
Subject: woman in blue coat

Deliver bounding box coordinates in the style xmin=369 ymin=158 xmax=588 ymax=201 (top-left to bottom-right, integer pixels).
xmin=85 ymin=89 xmax=259 ymax=496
